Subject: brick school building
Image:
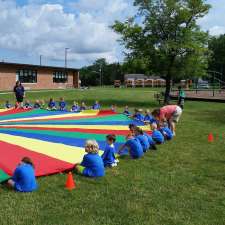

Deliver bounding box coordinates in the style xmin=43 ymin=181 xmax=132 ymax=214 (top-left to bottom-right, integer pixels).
xmin=0 ymin=62 xmax=79 ymax=91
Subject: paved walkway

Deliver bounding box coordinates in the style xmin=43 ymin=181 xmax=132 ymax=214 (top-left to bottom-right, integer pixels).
xmin=171 ymin=90 xmax=225 ymax=102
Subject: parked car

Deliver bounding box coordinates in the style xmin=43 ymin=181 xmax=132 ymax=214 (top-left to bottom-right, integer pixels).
xmin=197 ymin=83 xmax=209 ymax=89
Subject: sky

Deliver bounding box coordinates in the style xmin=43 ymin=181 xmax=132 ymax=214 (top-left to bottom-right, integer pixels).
xmin=0 ymin=0 xmax=224 ymax=69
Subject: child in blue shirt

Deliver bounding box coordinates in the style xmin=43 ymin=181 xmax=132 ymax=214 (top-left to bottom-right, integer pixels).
xmin=71 ymin=101 xmax=80 ymax=112
xmin=33 ymin=100 xmax=41 ymax=109
xmin=123 ymin=106 xmax=131 ymax=116
xmin=134 ymin=127 xmax=150 ymax=152
xmin=118 ymin=134 xmax=144 ymax=159
xmin=111 ymin=104 xmax=116 ymax=112
xmin=101 ymin=134 xmax=118 ymax=167
xmin=47 ymin=98 xmax=56 ymax=110
xmin=58 ymin=97 xmax=66 ymax=111
xmin=128 ymin=123 xmax=156 ymax=150
xmin=144 ymin=110 xmax=156 ymax=124
xmin=132 ymin=108 xmax=144 ymax=121
xmin=160 ymin=123 xmax=173 ymax=140
xmin=144 ymin=132 xmax=157 ymax=150
xmin=7 ymin=157 xmax=38 ymax=192
xmin=24 ymin=100 xmax=32 ymax=109
xmin=75 ymin=140 xmax=105 ymax=177
xmin=80 ymin=102 xmax=87 ymax=111
xmin=5 ymin=100 xmax=12 ymax=108
xmin=92 ymin=101 xmax=101 ymax=110
xmin=151 ymin=123 xmax=164 ymax=144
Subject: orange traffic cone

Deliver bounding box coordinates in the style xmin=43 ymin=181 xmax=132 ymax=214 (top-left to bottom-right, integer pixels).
xmin=65 ymin=172 xmax=76 ymax=190
xmin=208 ymin=133 xmax=214 ymax=143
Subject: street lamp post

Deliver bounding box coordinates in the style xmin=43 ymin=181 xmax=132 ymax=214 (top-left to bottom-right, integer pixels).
xmin=65 ymin=48 xmax=69 ymax=68
xmin=40 ymin=55 xmax=42 ymax=66
xmin=99 ymin=65 xmax=102 ymax=86
xmin=91 ymin=65 xmax=103 ymax=87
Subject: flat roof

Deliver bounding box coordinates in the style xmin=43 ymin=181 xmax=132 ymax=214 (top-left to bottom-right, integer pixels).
xmin=0 ymin=62 xmax=79 ymax=72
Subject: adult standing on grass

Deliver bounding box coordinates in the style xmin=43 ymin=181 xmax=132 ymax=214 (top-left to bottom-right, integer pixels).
xmin=151 ymin=105 xmax=182 ymax=136
xmin=13 ymin=81 xmax=25 ymax=108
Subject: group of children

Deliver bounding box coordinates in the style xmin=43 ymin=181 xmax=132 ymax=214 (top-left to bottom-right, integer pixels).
xmin=3 ymin=101 xmax=181 ymax=193
xmin=5 ymin=120 xmax=174 ymax=192
xmin=4 ymin=98 xmax=101 ymax=112
xmin=74 ymin=116 xmax=173 ymax=176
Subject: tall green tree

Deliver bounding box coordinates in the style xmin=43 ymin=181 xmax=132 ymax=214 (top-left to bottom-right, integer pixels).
xmin=209 ymin=35 xmax=225 ymax=81
xmin=112 ymin=0 xmax=211 ymax=103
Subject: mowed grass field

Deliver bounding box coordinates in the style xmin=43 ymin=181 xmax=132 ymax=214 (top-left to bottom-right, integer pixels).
xmin=0 ymin=87 xmax=225 ymax=225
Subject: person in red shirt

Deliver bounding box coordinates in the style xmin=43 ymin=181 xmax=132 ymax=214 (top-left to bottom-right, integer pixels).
xmin=151 ymin=105 xmax=182 ymax=136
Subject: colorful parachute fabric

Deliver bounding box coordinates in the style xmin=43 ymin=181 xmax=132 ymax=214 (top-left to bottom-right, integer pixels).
xmin=0 ymin=108 xmax=149 ymax=178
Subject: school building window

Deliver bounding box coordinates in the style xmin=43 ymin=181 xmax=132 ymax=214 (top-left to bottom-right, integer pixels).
xmin=53 ymin=71 xmax=68 ymax=83
xmin=16 ymin=69 xmax=37 ymax=83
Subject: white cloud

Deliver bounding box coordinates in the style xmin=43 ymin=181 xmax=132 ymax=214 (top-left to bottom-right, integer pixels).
xmin=70 ymin=0 xmax=134 ymax=23
xmin=198 ymin=0 xmax=225 ymax=36
xmin=208 ymin=26 xmax=225 ymax=36
xmin=0 ymin=0 xmax=135 ymax=66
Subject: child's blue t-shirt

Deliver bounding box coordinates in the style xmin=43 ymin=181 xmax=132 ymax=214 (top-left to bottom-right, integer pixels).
xmin=59 ymin=101 xmax=66 ymax=109
xmin=81 ymin=153 xmax=105 ymax=177
xmin=160 ymin=127 xmax=173 ymax=140
xmin=152 ymin=130 xmax=164 ymax=144
xmin=72 ymin=105 xmax=80 ymax=112
xmin=144 ymin=115 xmax=156 ymax=124
xmin=101 ymin=144 xmax=116 ymax=167
xmin=134 ymin=113 xmax=144 ymax=121
xmin=125 ymin=138 xmax=144 ymax=159
xmin=144 ymin=133 xmax=155 ymax=147
xmin=12 ymin=164 xmax=37 ymax=192
xmin=92 ymin=103 xmax=100 ymax=110
xmin=80 ymin=106 xmax=86 ymax=110
xmin=136 ymin=134 xmax=150 ymax=152
xmin=48 ymin=101 xmax=56 ymax=108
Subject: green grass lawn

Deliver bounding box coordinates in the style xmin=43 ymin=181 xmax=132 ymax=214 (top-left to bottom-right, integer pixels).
xmin=0 ymin=87 xmax=225 ymax=225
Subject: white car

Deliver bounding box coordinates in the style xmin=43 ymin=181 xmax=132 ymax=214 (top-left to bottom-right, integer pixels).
xmin=197 ymin=83 xmax=209 ymax=89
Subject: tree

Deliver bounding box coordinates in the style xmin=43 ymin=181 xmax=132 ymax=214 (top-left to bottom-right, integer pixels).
xmin=122 ymin=57 xmax=152 ymax=75
xmin=79 ymin=58 xmax=124 ymax=86
xmin=112 ymin=0 xmax=211 ymax=103
xmin=209 ymin=35 xmax=225 ymax=81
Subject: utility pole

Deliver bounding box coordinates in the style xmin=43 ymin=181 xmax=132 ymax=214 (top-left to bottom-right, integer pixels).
xmin=99 ymin=65 xmax=102 ymax=86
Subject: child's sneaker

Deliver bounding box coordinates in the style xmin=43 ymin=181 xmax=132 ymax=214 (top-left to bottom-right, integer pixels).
xmin=110 ymin=162 xmax=117 ymax=167
xmin=115 ymin=159 xmax=119 ymax=163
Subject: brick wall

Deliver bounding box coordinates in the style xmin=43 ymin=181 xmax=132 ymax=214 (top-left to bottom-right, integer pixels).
xmin=0 ymin=66 xmax=17 ymax=91
xmin=0 ymin=65 xmax=79 ymax=91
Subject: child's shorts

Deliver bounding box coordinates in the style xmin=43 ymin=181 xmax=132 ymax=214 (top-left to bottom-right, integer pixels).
xmin=171 ymin=106 xmax=182 ymax=123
